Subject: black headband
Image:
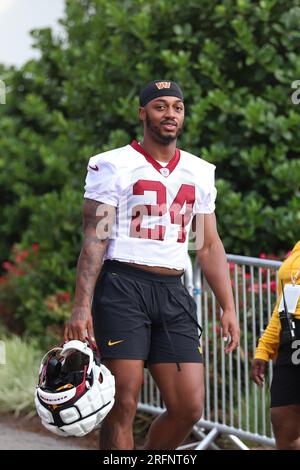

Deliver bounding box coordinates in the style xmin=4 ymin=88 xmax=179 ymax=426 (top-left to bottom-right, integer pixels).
xmin=139 ymin=80 xmax=184 ymax=107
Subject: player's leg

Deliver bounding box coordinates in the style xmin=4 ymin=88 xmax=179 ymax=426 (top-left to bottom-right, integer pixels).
xmin=99 ymin=358 xmax=144 ymax=450
xmin=143 ymin=362 xmax=204 ymax=450
xmin=271 ymin=404 xmax=300 ymax=449
xmin=92 ymin=261 xmax=152 ymax=449
xmin=143 ymin=277 xmax=203 ymax=449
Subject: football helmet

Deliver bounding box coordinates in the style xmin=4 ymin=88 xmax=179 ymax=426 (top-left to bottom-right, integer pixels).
xmin=35 ymin=340 xmax=115 ymax=437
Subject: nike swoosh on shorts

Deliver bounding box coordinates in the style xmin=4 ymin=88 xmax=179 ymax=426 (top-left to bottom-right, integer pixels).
xmin=107 ymin=340 xmax=124 ymax=347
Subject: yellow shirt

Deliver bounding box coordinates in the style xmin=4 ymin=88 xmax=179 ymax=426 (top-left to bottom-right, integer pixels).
xmin=255 ymin=240 xmax=300 ymax=362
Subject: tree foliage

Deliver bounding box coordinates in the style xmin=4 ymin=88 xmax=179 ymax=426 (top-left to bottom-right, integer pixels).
xmin=0 ymin=0 xmax=299 ymax=340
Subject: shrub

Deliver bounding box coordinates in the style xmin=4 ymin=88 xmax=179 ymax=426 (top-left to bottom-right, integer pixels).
xmin=0 ymin=0 xmax=299 ymax=339
xmin=0 ymin=244 xmax=71 ymax=347
xmin=0 ymin=335 xmax=42 ymax=416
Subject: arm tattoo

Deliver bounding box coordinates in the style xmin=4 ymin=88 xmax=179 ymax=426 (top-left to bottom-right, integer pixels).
xmin=74 ymin=199 xmax=116 ymax=307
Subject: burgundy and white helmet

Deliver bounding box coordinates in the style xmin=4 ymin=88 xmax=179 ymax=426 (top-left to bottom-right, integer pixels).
xmin=35 ymin=340 xmax=115 ymax=437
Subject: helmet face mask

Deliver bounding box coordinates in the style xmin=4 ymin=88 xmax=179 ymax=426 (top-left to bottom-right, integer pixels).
xmin=41 ymin=349 xmax=89 ymax=392
xmin=35 ymin=340 xmax=115 ymax=437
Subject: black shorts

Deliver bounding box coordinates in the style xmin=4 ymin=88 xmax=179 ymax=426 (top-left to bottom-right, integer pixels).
xmin=271 ymin=323 xmax=300 ymax=407
xmin=92 ymin=260 xmax=203 ymax=367
xmin=271 ymin=363 xmax=300 ymax=407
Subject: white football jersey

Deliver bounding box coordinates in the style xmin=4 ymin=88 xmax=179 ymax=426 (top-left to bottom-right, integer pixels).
xmin=84 ymin=140 xmax=217 ymax=270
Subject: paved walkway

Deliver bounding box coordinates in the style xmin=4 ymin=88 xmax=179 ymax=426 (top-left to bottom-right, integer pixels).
xmin=0 ymin=416 xmax=92 ymax=450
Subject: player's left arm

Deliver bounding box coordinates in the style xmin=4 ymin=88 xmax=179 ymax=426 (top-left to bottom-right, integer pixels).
xmin=193 ymin=212 xmax=240 ymax=353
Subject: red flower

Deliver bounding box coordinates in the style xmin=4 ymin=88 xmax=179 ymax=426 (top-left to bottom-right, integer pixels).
xmin=15 ymin=250 xmax=29 ymax=264
xmin=229 ymin=262 xmax=235 ymax=271
xmin=248 ymin=282 xmax=259 ymax=293
xmin=2 ymin=261 xmax=25 ymax=276
xmin=259 ymin=252 xmax=280 ymax=261
xmin=2 ymin=261 xmax=13 ymax=271
xmin=32 ymin=243 xmax=39 ymax=253
xmin=46 ymin=301 xmax=56 ymax=311
xmin=261 ymin=268 xmax=267 ymax=278
xmin=10 ymin=266 xmax=25 ymax=276
xmin=270 ymin=281 xmax=277 ymax=293
xmin=269 ymin=253 xmax=280 ymax=261
xmin=248 ymin=281 xmax=276 ymax=293
xmin=56 ymin=292 xmax=71 ymax=304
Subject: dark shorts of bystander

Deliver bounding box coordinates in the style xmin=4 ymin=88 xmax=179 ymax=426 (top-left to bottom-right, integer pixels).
xmin=271 ymin=319 xmax=300 ymax=407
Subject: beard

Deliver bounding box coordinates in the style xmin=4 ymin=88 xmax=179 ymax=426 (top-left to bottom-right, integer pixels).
xmin=145 ymin=113 xmax=182 ymax=145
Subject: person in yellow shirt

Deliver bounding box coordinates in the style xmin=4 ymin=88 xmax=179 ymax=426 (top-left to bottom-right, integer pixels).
xmin=251 ymin=240 xmax=300 ymax=450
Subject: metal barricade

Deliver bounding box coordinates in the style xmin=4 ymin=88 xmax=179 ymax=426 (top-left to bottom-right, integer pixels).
xmin=138 ymin=254 xmax=282 ymax=450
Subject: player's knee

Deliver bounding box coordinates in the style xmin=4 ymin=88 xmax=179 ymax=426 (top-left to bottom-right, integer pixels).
xmin=114 ymin=393 xmax=138 ymax=421
xmin=184 ymin=404 xmax=203 ymax=424
xmin=172 ymin=400 xmax=203 ymax=425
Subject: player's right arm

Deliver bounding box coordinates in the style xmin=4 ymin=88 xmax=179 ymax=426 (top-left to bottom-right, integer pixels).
xmin=64 ymin=198 xmax=116 ymax=343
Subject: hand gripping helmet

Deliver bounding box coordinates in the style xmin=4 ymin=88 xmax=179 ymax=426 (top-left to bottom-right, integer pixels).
xmin=35 ymin=340 xmax=115 ymax=437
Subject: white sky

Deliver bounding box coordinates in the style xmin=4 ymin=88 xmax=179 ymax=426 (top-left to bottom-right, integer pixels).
xmin=0 ymin=0 xmax=65 ymax=67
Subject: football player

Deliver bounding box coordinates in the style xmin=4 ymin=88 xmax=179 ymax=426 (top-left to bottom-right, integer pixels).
xmin=64 ymin=80 xmax=240 ymax=450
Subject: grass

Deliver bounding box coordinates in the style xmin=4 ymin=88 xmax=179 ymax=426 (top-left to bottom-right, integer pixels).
xmin=0 ymin=334 xmax=42 ymax=416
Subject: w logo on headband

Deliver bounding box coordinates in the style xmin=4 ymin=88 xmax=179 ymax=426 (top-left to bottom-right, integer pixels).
xmin=155 ymin=81 xmax=171 ymax=90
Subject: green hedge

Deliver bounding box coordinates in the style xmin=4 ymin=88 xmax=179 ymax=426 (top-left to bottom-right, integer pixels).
xmin=0 ymin=0 xmax=299 ymax=341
